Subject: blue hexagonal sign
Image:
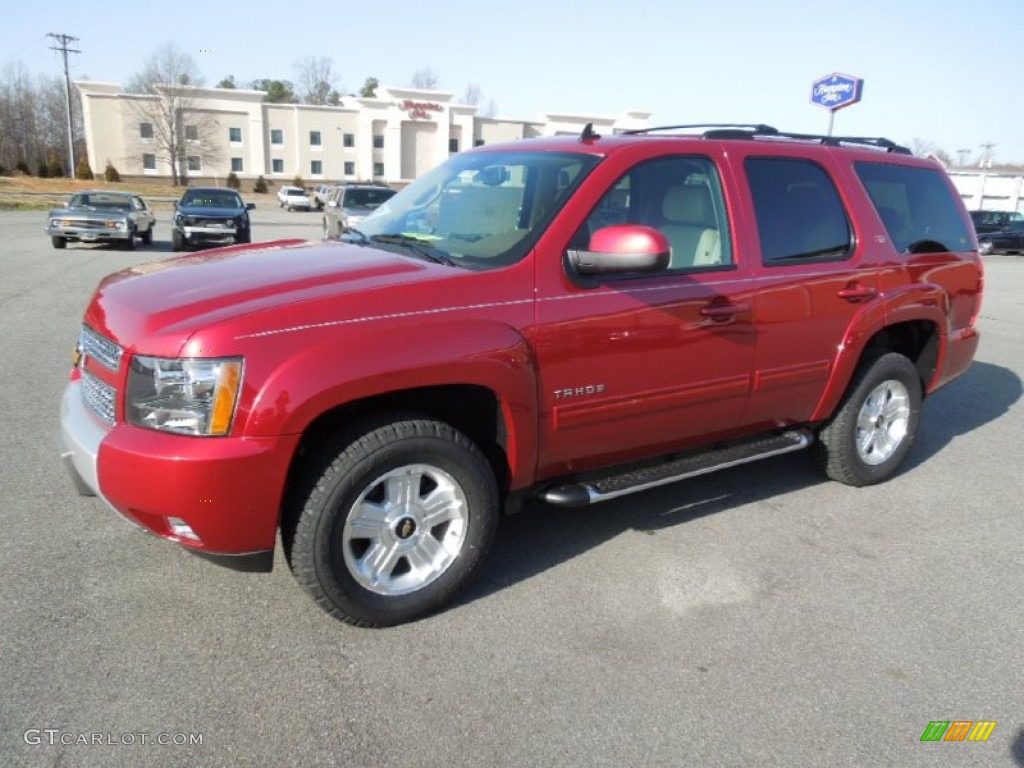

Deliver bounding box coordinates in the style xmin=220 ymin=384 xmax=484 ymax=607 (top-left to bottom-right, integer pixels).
xmin=810 ymin=73 xmax=864 ymax=112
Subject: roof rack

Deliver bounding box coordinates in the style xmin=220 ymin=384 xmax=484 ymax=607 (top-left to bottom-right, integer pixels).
xmin=622 ymin=123 xmax=911 ymax=154
xmin=622 ymin=123 xmax=779 ymax=136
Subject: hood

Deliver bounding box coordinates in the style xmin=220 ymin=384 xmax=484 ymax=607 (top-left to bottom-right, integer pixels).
xmin=176 ymin=205 xmax=246 ymax=218
xmin=86 ymin=239 xmax=441 ymax=353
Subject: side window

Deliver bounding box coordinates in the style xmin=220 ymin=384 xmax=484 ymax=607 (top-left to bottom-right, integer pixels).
xmin=746 ymin=157 xmax=851 ymax=263
xmin=577 ymin=156 xmax=732 ymax=270
xmin=854 ymin=162 xmax=972 ymax=253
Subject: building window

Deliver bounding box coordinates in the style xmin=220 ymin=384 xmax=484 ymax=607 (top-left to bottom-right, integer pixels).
xmin=139 ymin=122 xmax=154 ymax=140
xmin=311 ymin=160 xmax=323 ymax=176
xmin=142 ymin=153 xmax=156 ymax=170
xmin=231 ymin=157 xmax=243 ymax=172
xmin=310 ymin=130 xmax=322 ymax=147
xmin=187 ymin=156 xmax=201 ymax=172
xmin=449 ymin=138 xmax=459 ymax=153
xmin=343 ymin=133 xmax=355 ymax=148
xmin=229 ymin=127 xmax=242 ymax=143
xmin=185 ymin=125 xmax=199 ymax=142
xmin=373 ymin=162 xmax=385 ymax=177
xmin=272 ymin=158 xmax=284 ymax=173
xmin=474 ymin=139 xmax=485 ymax=147
xmin=344 ymin=161 xmax=355 ymax=176
xmin=271 ymin=129 xmax=283 ymax=145
xmin=373 ymin=134 xmax=384 ymax=149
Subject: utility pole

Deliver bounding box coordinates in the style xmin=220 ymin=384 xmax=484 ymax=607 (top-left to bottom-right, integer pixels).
xmin=979 ymin=142 xmax=996 ymax=170
xmin=47 ymin=32 xmax=80 ymax=176
xmin=956 ymin=148 xmax=970 ymax=167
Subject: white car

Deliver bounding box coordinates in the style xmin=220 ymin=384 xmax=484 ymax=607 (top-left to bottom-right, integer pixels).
xmin=277 ymin=185 xmax=312 ymax=211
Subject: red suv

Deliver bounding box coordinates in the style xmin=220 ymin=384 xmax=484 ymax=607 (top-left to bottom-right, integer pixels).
xmin=59 ymin=124 xmax=982 ymax=626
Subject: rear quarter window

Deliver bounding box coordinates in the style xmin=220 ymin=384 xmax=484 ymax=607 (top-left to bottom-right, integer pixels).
xmin=854 ymin=162 xmax=972 ymax=253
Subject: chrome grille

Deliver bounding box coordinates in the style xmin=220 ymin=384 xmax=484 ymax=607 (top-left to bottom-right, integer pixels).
xmin=81 ymin=371 xmax=117 ymax=426
xmin=80 ymin=325 xmax=123 ymax=372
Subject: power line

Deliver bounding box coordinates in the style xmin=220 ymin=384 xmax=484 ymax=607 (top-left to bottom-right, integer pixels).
xmin=47 ymin=32 xmax=80 ymax=175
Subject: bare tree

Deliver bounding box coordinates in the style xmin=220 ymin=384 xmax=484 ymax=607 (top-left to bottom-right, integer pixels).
xmin=126 ymin=44 xmax=219 ymax=185
xmin=461 ymin=83 xmax=498 ymax=117
xmin=410 ymin=68 xmax=440 ymax=90
xmin=295 ymin=56 xmax=340 ymax=105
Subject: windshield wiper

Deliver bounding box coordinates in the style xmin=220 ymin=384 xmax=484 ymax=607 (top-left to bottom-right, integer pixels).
xmin=369 ymin=234 xmax=458 ymax=267
xmin=342 ymin=228 xmax=370 ymax=244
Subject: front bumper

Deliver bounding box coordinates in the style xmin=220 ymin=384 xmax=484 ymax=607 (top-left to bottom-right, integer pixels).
xmin=47 ymin=226 xmax=131 ymax=242
xmin=180 ymin=225 xmax=240 ymax=244
xmin=59 ymin=379 xmax=298 ymax=572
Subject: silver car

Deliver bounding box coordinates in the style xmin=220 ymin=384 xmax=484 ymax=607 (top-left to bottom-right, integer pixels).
xmin=45 ymin=191 xmax=156 ymax=250
xmin=322 ymin=184 xmax=396 ymax=239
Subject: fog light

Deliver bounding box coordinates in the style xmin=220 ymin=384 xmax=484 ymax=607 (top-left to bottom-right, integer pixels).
xmin=167 ymin=517 xmax=201 ymax=542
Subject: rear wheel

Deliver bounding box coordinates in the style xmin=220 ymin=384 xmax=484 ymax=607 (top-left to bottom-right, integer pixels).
xmin=286 ymin=417 xmax=499 ymax=627
xmin=816 ymin=351 xmax=922 ymax=486
xmin=51 ymin=236 xmax=66 ymax=249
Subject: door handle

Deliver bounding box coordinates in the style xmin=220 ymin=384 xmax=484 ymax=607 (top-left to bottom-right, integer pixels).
xmin=837 ymin=284 xmax=876 ymax=301
xmin=700 ymin=302 xmax=749 ymax=319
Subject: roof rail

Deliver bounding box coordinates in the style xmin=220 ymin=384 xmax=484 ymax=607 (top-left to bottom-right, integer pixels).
xmin=622 ymin=123 xmax=778 ymax=135
xmin=621 ymin=123 xmax=911 ymax=154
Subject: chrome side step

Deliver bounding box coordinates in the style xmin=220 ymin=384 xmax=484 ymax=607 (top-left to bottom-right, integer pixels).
xmin=539 ymin=429 xmax=814 ymax=507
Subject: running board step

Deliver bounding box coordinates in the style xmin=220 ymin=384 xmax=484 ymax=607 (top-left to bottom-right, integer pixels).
xmin=539 ymin=429 xmax=814 ymax=507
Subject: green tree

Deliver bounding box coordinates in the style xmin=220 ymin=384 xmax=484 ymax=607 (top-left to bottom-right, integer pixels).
xmin=360 ymin=77 xmax=378 ymax=98
xmin=75 ymin=156 xmax=94 ymax=179
xmin=104 ymin=161 xmax=121 ymax=182
xmin=226 ymin=171 xmax=240 ymax=189
xmin=253 ymin=175 xmax=268 ymax=193
xmin=47 ymin=155 xmax=65 ymax=177
xmin=251 ymin=79 xmax=296 ymax=104
xmin=217 ymin=75 xmax=237 ymax=89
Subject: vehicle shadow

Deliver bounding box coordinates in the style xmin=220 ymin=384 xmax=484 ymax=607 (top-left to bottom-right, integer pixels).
xmin=1012 ymin=725 xmax=1024 ymax=766
xmin=457 ymin=360 xmax=1021 ymax=609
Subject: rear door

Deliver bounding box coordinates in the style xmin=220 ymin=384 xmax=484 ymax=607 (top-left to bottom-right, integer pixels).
xmin=733 ymin=149 xmax=882 ymax=429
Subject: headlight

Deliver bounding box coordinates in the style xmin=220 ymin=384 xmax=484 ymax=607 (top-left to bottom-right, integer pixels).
xmin=105 ymin=220 xmax=125 ymax=230
xmin=126 ymin=356 xmax=243 ymax=436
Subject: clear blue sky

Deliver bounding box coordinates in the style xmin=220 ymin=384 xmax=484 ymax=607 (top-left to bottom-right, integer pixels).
xmin=6 ymin=0 xmax=1024 ymax=163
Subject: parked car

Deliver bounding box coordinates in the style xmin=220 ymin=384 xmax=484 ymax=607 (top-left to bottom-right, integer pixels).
xmin=969 ymin=209 xmax=1024 ymax=234
xmin=171 ymin=187 xmax=254 ymax=251
xmin=277 ymin=185 xmax=312 ymax=211
xmin=59 ymin=124 xmax=982 ymax=627
xmin=322 ymin=184 xmax=397 ymax=238
xmin=45 ymin=191 xmax=155 ymax=250
xmin=978 ymin=221 xmax=1024 ymax=254
xmin=312 ymin=184 xmax=336 ymax=211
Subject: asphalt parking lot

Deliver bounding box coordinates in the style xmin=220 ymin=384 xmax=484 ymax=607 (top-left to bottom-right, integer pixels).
xmin=2 ymin=205 xmax=1022 ymax=768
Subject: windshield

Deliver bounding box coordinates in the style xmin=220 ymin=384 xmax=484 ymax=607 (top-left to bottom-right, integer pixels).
xmin=180 ymin=191 xmax=243 ymax=208
xmin=353 ymin=150 xmax=598 ymax=268
xmin=69 ymin=193 xmax=131 ymax=211
xmin=344 ymin=188 xmax=395 ymax=209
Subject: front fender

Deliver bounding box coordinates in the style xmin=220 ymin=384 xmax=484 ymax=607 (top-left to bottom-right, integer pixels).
xmin=241 ymin=318 xmax=539 ymax=487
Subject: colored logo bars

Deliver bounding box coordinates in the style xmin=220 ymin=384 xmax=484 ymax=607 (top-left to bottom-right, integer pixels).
xmin=920 ymin=721 xmax=997 ymax=742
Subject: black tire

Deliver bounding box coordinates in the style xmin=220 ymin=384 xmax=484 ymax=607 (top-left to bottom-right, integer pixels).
xmin=121 ymin=229 xmax=136 ymax=251
xmin=815 ymin=351 xmax=922 ymax=486
xmin=235 ymin=231 xmax=251 ymax=245
xmin=286 ymin=417 xmax=499 ymax=627
xmin=171 ymin=229 xmax=185 ymax=252
xmin=51 ymin=236 xmax=66 ymax=249
xmin=322 ymin=218 xmax=329 ymax=239
xmin=141 ymin=224 xmax=153 ymax=245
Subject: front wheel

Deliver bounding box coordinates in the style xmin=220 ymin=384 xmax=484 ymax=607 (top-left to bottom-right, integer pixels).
xmin=171 ymin=229 xmax=185 ymax=251
xmin=286 ymin=418 xmax=499 ymax=627
xmin=141 ymin=225 xmax=153 ymax=245
xmin=51 ymin=236 xmax=66 ymax=249
xmin=815 ymin=351 xmax=922 ymax=486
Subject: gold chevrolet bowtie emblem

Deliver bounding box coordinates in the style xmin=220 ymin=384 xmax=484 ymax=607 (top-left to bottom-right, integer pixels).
xmin=71 ymin=345 xmax=83 ymax=368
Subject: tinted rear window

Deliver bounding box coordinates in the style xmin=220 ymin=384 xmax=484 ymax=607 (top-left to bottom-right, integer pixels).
xmin=854 ymin=162 xmax=972 ymax=253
